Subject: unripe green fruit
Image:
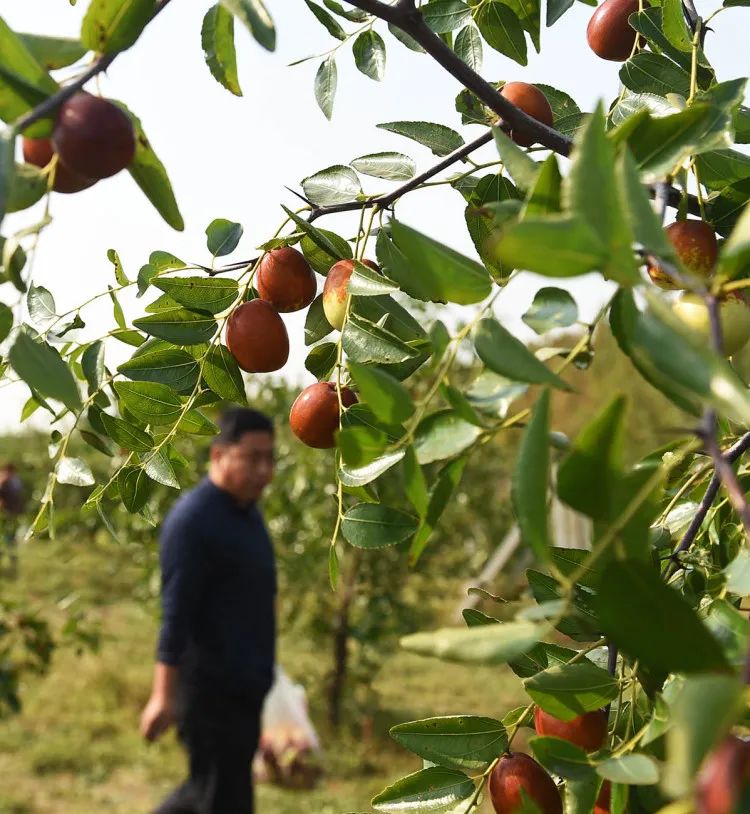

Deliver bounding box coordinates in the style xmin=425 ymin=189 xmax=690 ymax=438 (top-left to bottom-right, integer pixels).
xmin=671 ymin=293 xmax=750 ymax=357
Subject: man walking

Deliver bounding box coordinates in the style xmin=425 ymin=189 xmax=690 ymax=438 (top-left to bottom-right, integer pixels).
xmin=140 ymin=408 xmax=277 ymax=814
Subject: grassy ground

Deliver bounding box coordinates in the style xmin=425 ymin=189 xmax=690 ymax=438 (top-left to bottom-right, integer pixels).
xmin=0 ymin=535 xmax=525 ymax=814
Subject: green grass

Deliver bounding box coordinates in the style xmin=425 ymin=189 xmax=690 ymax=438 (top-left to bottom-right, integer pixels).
xmin=0 ymin=535 xmax=525 ymax=814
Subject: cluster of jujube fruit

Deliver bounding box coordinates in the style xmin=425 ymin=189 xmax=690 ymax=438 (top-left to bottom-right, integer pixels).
xmin=490 ymin=709 xmax=750 ymax=814
xmin=23 ymin=92 xmax=135 ymax=194
xmin=224 ymin=248 xmax=380 ymax=449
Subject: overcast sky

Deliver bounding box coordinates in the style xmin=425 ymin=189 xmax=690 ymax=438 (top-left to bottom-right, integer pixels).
xmin=1 ymin=1 xmax=748 ymax=431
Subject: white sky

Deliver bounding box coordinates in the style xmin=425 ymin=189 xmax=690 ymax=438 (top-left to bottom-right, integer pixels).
xmin=0 ymin=1 xmax=748 ymax=431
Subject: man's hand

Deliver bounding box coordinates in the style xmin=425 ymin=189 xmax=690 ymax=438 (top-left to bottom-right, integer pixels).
xmin=140 ymin=692 xmax=175 ymax=742
xmin=140 ymin=662 xmax=179 ymax=742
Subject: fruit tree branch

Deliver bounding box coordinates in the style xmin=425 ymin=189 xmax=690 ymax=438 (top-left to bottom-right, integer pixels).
xmin=667 ymin=431 xmax=750 ymax=574
xmin=308 ymin=129 xmax=494 ymax=221
xmin=13 ymin=0 xmax=174 ymax=134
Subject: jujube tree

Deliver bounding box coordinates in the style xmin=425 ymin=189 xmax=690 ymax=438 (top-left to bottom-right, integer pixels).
xmin=1 ymin=0 xmax=750 ymax=812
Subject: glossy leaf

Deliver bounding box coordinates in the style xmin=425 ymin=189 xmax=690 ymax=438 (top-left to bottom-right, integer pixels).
xmin=401 ymin=620 xmax=542 ymax=665
xmin=371 ymin=767 xmax=474 ymax=812
xmin=201 ymin=4 xmax=242 ymax=96
xmin=202 ymin=344 xmax=246 ymax=402
xmin=524 ymin=663 xmax=619 ymax=720
xmin=219 ymin=0 xmax=275 ymax=51
xmin=113 ymin=380 xmax=182 ymax=426
xmin=353 ymin=30 xmax=386 ymax=80
xmin=474 ymin=0 xmax=527 ymax=65
xmin=593 ymin=559 xmax=730 ymax=674
xmin=81 ymin=0 xmax=154 ymax=53
xmin=377 ymin=121 xmax=464 ymax=157
xmin=118 ymin=345 xmax=200 ymax=394
xmin=154 ymin=276 xmax=238 ymax=315
xmin=100 ymin=412 xmax=154 ymax=452
xmin=350 ymin=152 xmax=415 ymax=181
xmin=390 ymin=716 xmax=507 ymax=772
xmin=474 ymin=318 xmax=570 ymax=389
xmin=133 ymin=308 xmax=217 ymax=346
xmin=414 ymin=410 xmax=481 ymax=465
xmin=314 ymin=56 xmax=337 ymax=119
xmin=512 ymin=389 xmax=550 ymax=563
xmin=9 ymin=331 xmax=81 ymax=410
xmin=342 ymin=503 xmax=418 ymax=548
xmin=301 ymin=164 xmax=361 ymax=206
xmin=206 ymin=219 xmax=243 ymax=256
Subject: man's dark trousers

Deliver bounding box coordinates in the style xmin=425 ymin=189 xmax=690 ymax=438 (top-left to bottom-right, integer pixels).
xmin=154 ymin=681 xmax=267 ymax=814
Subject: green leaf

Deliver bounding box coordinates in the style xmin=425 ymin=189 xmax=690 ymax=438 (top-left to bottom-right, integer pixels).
xmin=142 ymin=449 xmax=179 ymax=489
xmin=704 ymin=599 xmax=750 ymax=667
xmin=57 ymin=456 xmax=95 ymax=487
xmin=401 ymin=620 xmax=541 ymax=665
xmin=177 ymin=408 xmax=218 ymax=436
xmin=323 ymin=0 xmax=369 ymax=21
xmin=523 ymin=288 xmax=577 ymax=334
xmin=662 ymin=674 xmax=743 ymax=797
xmin=593 ymin=559 xmax=730 ymax=675
xmin=348 ymin=260 xmax=398 ymax=296
xmin=522 ymin=155 xmax=562 ymax=219
xmin=107 ymin=248 xmax=129 ymax=286
xmin=342 ymin=313 xmax=419 ymax=365
xmin=301 ymin=164 xmax=361 ymax=207
xmin=81 ymin=0 xmax=155 ymax=53
xmin=304 ymin=294 xmax=333 ymax=344
xmin=286 ymin=208 xmax=348 ymax=263
xmin=133 ymin=308 xmax=217 ymax=346
xmin=508 ymin=641 xmax=580 ymax=679
xmin=524 ymin=663 xmax=618 ymax=720
xmin=409 ymin=455 xmax=467 ymax=563
xmin=9 ymin=331 xmax=81 ymax=410
xmin=389 ymin=220 xmax=491 ymax=304
xmin=118 ymin=466 xmax=152 ymax=513
xmin=18 ymin=34 xmax=87 ymax=70
xmin=388 ymin=22 xmax=425 ymax=52
xmin=342 ymin=503 xmax=418 ymax=548
xmin=597 ymin=755 xmax=659 ymax=786
xmin=474 ymin=318 xmax=571 ymax=389
xmin=0 ymin=17 xmax=58 ymax=137
xmin=0 ymin=129 xmax=15 ymax=228
xmin=661 ymin=0 xmax=692 ymax=53
xmin=314 ymin=56 xmax=337 ymax=119
xmin=154 ymin=276 xmax=238 ymax=314
xmin=0 ymin=234 xmax=26 ymax=291
xmin=114 ymin=380 xmax=182 ymax=426
xmin=7 ymin=162 xmax=47 ymax=213
xmin=339 ymin=448 xmax=405 ymax=488
xmin=337 ymin=425 xmax=388 ymax=468
xmin=615 ymin=102 xmax=738 ymax=183
xmin=492 ymin=127 xmax=540 ymax=192
xmin=377 ymin=121 xmax=464 ymax=157
xmin=495 ymin=215 xmax=606 ymax=277
xmin=619 ymin=53 xmax=691 ymax=98
xmin=305 ymin=341 xmax=337 ymax=380
xmin=612 ymin=289 xmax=750 ymax=424
xmin=615 ymin=149 xmax=677 ymax=264
xmin=454 ymin=24 xmax=482 ymax=71
xmin=202 ymin=344 xmax=246 ymax=403
xmin=0 ymin=301 xmax=12 ymax=342
xmin=504 ymin=0 xmax=541 ymax=50
xmin=79 ymin=429 xmax=114 ymax=457
xmin=27 ymin=284 xmax=57 ymax=329
xmin=371 ymin=767 xmax=474 ymax=812
xmin=390 ymin=716 xmax=507 ymax=773
xmin=305 ymin=0 xmax=346 ymax=39
xmin=403 ymin=445 xmax=429 ymax=517
xmin=121 ymin=105 xmax=184 ymax=231
xmin=414 ymin=410 xmax=481 ymax=465
xmin=201 ymin=4 xmax=242 ymax=96
xmin=557 ymin=396 xmax=626 ymax=521
xmin=219 ymin=0 xmax=275 ymax=51
xmin=353 ymin=29 xmax=386 ymax=80
xmin=474 ymin=0 xmax=527 ymax=65
xmin=205 ymin=218 xmax=243 ymax=256
xmin=563 ymin=104 xmax=637 ymax=285
xmin=100 ymin=412 xmax=154 ymax=452
xmin=529 ymin=737 xmax=593 ymax=780
xmin=118 ymin=345 xmax=200 ymax=394
xmin=423 ymin=1 xmax=472 ymax=33
xmin=546 ymin=0 xmax=574 ymax=24
xmin=724 ymin=548 xmax=750 ymax=596
xmin=348 ymin=361 xmax=413 ymax=424
xmin=350 ymin=151 xmax=415 ymax=181
xmin=696 ymin=149 xmax=750 ymax=192
xmin=512 ymin=389 xmax=550 ymax=563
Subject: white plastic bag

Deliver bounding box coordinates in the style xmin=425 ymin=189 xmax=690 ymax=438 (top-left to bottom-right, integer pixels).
xmin=253 ymin=665 xmax=323 ymax=789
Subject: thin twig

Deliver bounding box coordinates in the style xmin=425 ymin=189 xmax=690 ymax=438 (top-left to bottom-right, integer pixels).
xmin=14 ymin=0 xmax=174 ymax=133
xmin=308 ymin=129 xmax=494 ymax=221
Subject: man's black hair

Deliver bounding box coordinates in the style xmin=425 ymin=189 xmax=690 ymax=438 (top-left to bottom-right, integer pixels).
xmin=213 ymin=407 xmax=273 ymax=445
